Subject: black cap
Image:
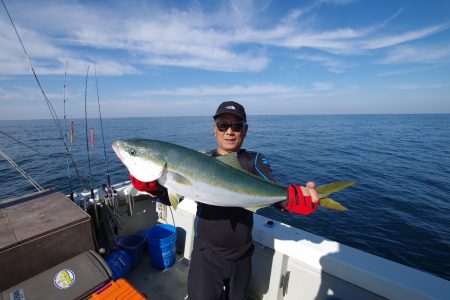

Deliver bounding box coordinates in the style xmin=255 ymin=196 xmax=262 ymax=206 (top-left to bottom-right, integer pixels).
xmin=213 ymin=101 xmax=247 ymax=122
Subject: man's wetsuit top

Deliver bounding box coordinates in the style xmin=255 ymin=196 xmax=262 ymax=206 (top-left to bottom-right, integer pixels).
xmin=194 ymin=149 xmax=274 ymax=261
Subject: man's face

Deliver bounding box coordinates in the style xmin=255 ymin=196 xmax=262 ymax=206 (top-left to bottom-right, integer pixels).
xmin=214 ymin=113 xmax=248 ymax=155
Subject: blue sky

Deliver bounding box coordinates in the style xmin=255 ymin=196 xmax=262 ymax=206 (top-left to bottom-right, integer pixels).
xmin=0 ymin=0 xmax=449 ymax=120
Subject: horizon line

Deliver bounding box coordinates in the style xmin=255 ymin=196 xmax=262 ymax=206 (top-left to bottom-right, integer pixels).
xmin=1 ymin=112 xmax=450 ymax=122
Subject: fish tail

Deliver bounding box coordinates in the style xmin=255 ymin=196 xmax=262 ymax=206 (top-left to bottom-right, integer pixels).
xmin=316 ymin=181 xmax=356 ymax=211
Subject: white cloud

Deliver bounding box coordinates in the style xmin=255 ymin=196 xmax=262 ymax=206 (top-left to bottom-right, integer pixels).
xmin=361 ymin=24 xmax=450 ymax=50
xmin=131 ymin=83 xmax=301 ymax=97
xmin=386 ymin=83 xmax=447 ymax=90
xmin=379 ymin=44 xmax=450 ymax=64
xmin=0 ymin=85 xmax=60 ymax=102
xmin=320 ymin=0 xmax=357 ymax=5
xmin=2 ymin=1 xmax=274 ymax=73
xmin=0 ymin=86 xmax=38 ymax=101
xmin=296 ymin=53 xmax=354 ymax=73
xmin=312 ymin=82 xmax=334 ymax=91
xmin=0 ymin=14 xmax=138 ymax=76
xmin=376 ymin=66 xmax=437 ymax=77
xmin=273 ymin=23 xmax=449 ymax=56
xmin=58 ymin=58 xmax=139 ymax=76
xmin=142 ymin=52 xmax=268 ymax=72
xmin=2 ymin=0 xmax=448 ymax=76
xmin=0 ymin=18 xmax=65 ymax=75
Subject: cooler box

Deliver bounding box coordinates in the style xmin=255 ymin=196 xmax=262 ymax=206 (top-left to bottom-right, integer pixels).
xmin=0 ymin=189 xmax=96 ymax=290
xmin=1 ymin=250 xmax=112 ymax=300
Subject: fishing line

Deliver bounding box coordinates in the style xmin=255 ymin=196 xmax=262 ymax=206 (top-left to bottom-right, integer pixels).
xmin=84 ymin=66 xmax=100 ymax=227
xmin=168 ymin=206 xmax=176 ymax=227
xmin=63 ymin=62 xmax=69 ymax=145
xmin=94 ymin=64 xmax=123 ymax=238
xmin=1 ymin=0 xmax=85 ymax=190
xmin=0 ymin=148 xmax=44 ymax=192
xmin=94 ymin=65 xmax=112 ymax=188
xmin=63 ymin=61 xmax=74 ymax=201
xmin=0 ymin=130 xmax=41 ymax=154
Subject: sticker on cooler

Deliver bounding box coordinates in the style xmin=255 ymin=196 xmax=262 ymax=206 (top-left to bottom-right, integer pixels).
xmin=54 ymin=269 xmax=76 ymax=289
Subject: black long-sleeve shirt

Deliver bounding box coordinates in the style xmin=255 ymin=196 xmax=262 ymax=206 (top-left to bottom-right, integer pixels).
xmin=193 ymin=149 xmax=274 ymax=261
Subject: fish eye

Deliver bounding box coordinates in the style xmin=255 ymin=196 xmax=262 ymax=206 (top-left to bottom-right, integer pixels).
xmin=128 ymin=148 xmax=136 ymax=156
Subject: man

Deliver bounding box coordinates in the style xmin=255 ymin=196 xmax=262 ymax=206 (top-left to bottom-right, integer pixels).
xmin=130 ymin=101 xmax=319 ymax=300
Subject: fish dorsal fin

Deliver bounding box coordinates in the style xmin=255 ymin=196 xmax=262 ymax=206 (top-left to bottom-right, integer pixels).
xmin=216 ymin=152 xmax=245 ymax=171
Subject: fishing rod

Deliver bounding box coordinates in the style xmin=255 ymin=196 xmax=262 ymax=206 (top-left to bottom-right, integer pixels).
xmin=84 ymin=66 xmax=100 ymax=228
xmin=93 ymin=64 xmax=124 ymax=219
xmin=0 ymin=148 xmax=44 ymax=192
xmin=63 ymin=61 xmax=74 ymax=201
xmin=92 ymin=64 xmax=127 ymax=237
xmin=94 ymin=64 xmax=112 ymax=189
xmin=1 ymin=0 xmax=85 ymax=191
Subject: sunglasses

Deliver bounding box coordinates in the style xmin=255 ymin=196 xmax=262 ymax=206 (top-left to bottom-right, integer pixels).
xmin=215 ymin=121 xmax=246 ymax=132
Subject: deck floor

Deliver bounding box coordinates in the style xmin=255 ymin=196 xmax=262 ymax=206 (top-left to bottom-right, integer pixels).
xmin=126 ymin=254 xmax=189 ymax=300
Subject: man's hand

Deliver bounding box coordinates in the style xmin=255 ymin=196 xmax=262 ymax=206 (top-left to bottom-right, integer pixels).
xmin=284 ymin=182 xmax=320 ymax=215
xmin=129 ymin=174 xmax=161 ymax=197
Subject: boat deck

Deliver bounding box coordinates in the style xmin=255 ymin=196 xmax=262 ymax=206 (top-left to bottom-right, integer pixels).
xmin=1 ymin=189 xmax=449 ymax=299
xmin=126 ymin=255 xmax=189 ymax=300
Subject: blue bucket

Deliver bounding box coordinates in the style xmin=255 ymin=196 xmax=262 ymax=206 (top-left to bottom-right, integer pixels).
xmin=146 ymin=224 xmax=177 ymax=270
xmin=104 ymin=249 xmax=132 ymax=280
xmin=117 ymin=234 xmax=146 ymax=268
xmin=136 ymin=228 xmax=148 ymax=241
xmin=135 ymin=229 xmax=148 ymax=251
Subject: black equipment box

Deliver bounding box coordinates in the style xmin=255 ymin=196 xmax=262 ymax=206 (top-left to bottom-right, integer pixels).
xmin=1 ymin=250 xmax=112 ymax=300
xmin=0 ymin=190 xmax=96 ymax=290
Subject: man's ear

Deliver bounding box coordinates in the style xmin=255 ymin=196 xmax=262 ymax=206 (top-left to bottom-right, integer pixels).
xmin=213 ymin=123 xmax=217 ymax=136
xmin=242 ymin=124 xmax=248 ymax=137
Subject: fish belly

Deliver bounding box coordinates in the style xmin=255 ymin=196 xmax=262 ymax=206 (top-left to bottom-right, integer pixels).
xmin=163 ymin=174 xmax=283 ymax=207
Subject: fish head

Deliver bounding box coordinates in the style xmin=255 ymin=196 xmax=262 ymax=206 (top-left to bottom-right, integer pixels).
xmin=112 ymin=139 xmax=166 ymax=182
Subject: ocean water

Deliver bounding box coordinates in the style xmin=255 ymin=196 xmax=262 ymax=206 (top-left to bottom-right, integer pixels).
xmin=1 ymin=114 xmax=449 ymax=281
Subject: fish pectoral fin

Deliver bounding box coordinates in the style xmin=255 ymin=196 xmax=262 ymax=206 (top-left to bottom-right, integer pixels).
xmin=168 ymin=191 xmax=184 ymax=210
xmin=171 ymin=172 xmax=192 ymax=186
xmin=320 ymin=197 xmax=348 ymax=211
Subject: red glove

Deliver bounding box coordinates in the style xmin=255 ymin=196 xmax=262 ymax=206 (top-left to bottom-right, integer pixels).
xmin=284 ymin=184 xmax=319 ymax=215
xmin=129 ymin=173 xmax=159 ymax=194
xmin=129 ymin=174 xmax=171 ymax=205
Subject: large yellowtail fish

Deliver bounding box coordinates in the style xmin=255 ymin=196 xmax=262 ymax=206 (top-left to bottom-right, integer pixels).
xmin=112 ymin=139 xmax=354 ymax=211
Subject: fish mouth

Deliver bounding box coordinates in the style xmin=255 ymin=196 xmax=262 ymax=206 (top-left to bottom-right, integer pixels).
xmin=112 ymin=141 xmax=123 ymax=161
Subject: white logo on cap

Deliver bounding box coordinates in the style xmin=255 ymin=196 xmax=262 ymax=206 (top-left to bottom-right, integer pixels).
xmin=226 ymin=105 xmax=236 ymax=110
